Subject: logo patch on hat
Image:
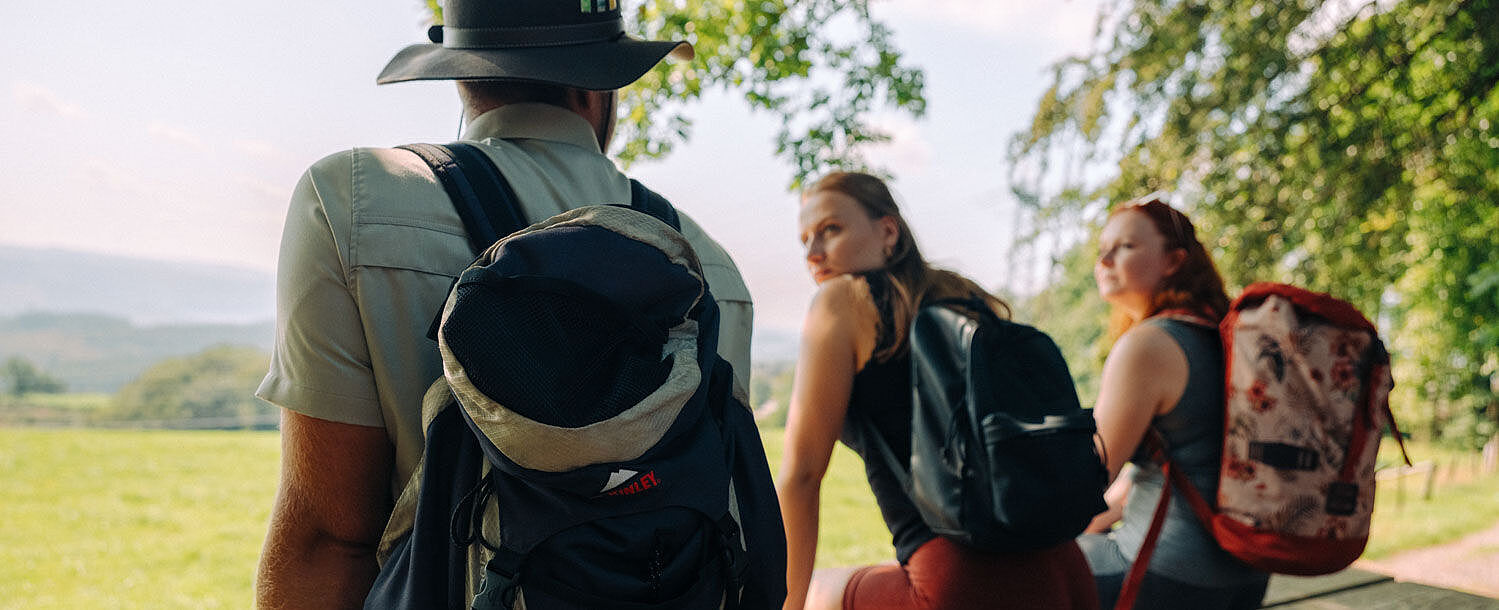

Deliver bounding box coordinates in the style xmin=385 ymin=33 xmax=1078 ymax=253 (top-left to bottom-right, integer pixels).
xmin=580 ymin=0 xmax=617 ymax=13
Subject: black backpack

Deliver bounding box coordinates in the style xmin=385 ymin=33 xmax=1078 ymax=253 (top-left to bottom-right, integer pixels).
xmin=862 ymin=298 xmax=1108 ymax=552
xmin=365 ymin=143 xmax=786 ymax=609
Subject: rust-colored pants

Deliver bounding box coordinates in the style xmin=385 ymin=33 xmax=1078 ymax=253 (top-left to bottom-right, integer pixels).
xmin=843 ymin=537 xmax=1098 ymax=610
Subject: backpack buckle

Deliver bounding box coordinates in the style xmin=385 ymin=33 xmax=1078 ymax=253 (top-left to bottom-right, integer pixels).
xmin=472 ymin=551 xmax=522 ymax=610
xmin=1325 ymin=481 xmax=1358 ymax=516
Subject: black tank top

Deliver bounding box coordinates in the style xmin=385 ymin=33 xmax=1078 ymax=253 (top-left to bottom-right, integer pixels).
xmin=837 ymin=272 xmax=934 ymax=563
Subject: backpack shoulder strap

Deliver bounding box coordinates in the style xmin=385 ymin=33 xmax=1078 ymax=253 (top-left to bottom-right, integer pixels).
xmin=628 ymin=179 xmax=682 ymax=232
xmin=399 ymin=142 xmax=532 ymax=342
xmin=398 ymin=142 xmax=529 ymax=255
xmin=861 ymin=416 xmax=913 ymax=490
xmin=1114 ymin=430 xmax=1220 ymax=610
xmin=404 ymin=141 xmax=681 ymax=242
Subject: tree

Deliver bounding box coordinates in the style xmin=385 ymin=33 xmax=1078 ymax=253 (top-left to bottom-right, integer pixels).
xmin=750 ymin=360 xmax=797 ymax=427
xmin=1 ymin=356 xmax=67 ymax=397
xmin=104 ymin=345 xmax=274 ymax=428
xmin=424 ymin=0 xmax=927 ymax=187
xmin=1009 ymin=0 xmax=1499 ymax=446
xmin=1012 ymin=244 xmax=1110 ymax=407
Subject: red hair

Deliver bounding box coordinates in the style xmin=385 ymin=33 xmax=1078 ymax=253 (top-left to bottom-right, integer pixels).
xmin=1106 ymin=197 xmax=1230 ymax=340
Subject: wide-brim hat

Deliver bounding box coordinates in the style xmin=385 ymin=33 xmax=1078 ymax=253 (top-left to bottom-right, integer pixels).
xmin=377 ymin=0 xmax=693 ymax=90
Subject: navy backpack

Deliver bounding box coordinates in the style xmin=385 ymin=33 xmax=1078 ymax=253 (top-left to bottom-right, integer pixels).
xmin=364 ymin=143 xmax=786 ymax=609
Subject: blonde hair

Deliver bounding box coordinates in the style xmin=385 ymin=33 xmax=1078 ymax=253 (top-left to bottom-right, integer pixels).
xmin=805 ymin=171 xmax=1011 ymax=361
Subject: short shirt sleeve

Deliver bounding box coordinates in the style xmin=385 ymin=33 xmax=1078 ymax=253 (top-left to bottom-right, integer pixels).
xmin=255 ymin=151 xmax=385 ymax=427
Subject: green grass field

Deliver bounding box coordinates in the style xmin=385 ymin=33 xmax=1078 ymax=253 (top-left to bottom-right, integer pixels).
xmin=1364 ymin=440 xmax=1499 ymax=559
xmin=0 ymin=426 xmax=1492 ymax=607
xmin=3 ymin=393 xmax=112 ymax=410
xmin=0 ymin=428 xmax=279 ymax=609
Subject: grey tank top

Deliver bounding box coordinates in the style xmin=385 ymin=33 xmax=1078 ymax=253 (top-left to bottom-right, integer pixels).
xmin=1112 ymin=318 xmax=1265 ymax=585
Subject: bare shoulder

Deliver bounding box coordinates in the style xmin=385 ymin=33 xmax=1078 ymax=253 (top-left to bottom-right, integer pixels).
xmin=1104 ymin=321 xmax=1190 ymax=415
xmin=803 ymin=275 xmax=881 ymax=367
xmin=1110 ymin=322 xmax=1186 ymax=368
xmin=809 ymin=274 xmax=872 ymax=310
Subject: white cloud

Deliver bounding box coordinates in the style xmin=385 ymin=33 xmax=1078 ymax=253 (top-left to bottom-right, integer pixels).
xmin=11 ymin=81 xmax=88 ymax=119
xmin=232 ymin=139 xmax=290 ymax=161
xmin=148 ymin=121 xmax=206 ymax=150
xmin=856 ymin=115 xmax=933 ymax=174
xmin=83 ymin=159 xmax=151 ymax=194
xmin=235 ymin=175 xmax=292 ymax=203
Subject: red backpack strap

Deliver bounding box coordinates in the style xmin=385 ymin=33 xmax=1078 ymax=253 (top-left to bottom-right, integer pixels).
xmin=1113 ymin=430 xmax=1222 ymax=610
xmin=1114 ymin=463 xmax=1171 ymax=610
xmin=1114 ymin=429 xmax=1167 ymax=610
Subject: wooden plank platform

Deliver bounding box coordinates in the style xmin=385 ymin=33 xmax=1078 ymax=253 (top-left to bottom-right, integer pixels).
xmin=1262 ymin=569 xmax=1499 ymax=608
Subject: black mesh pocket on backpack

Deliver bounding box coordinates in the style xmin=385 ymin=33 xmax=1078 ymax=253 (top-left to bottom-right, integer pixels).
xmin=442 ymin=277 xmax=673 ymax=428
xmin=520 ymin=508 xmax=726 ymax=609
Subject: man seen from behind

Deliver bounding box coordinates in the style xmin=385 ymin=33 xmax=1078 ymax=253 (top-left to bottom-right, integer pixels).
xmin=252 ymin=1 xmax=755 ymax=606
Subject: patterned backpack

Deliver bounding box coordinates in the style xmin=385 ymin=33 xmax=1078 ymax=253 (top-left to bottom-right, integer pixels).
xmin=1118 ymin=283 xmax=1409 ymax=609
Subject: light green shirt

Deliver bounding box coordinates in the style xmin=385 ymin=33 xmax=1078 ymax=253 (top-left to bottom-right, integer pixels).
xmin=256 ymin=103 xmax=753 ymax=495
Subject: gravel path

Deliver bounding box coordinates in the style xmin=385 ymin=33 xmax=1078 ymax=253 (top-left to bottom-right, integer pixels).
xmin=1356 ymin=520 xmax=1499 ymax=599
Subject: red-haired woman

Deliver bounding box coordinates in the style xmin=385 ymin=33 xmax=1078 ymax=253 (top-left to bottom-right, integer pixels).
xmin=1078 ymin=196 xmax=1269 ymax=608
xmin=778 ymin=171 xmax=1097 ymax=610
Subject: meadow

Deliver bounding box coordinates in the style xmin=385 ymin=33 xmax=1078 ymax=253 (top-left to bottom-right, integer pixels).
xmin=0 ymin=426 xmax=1492 ymax=608
xmin=0 ymin=428 xmax=278 ymax=608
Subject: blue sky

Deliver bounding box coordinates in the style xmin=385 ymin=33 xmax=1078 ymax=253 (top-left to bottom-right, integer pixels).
xmin=0 ymin=0 xmax=1102 ymax=341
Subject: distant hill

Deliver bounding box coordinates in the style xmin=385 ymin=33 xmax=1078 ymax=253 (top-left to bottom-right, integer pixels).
xmin=0 ymin=244 xmax=798 ymax=393
xmin=0 ymin=313 xmax=273 ymax=393
xmin=750 ymin=326 xmax=798 ymax=364
xmin=0 ymin=245 xmax=274 ymax=325
xmin=0 ymin=246 xmax=276 ymax=392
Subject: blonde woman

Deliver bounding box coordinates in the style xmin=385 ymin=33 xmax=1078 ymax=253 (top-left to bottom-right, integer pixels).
xmin=778 ymin=172 xmax=1097 ymax=610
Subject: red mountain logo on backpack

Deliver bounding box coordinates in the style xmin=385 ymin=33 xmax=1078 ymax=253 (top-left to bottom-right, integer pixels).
xmin=599 ymin=469 xmax=661 ymax=497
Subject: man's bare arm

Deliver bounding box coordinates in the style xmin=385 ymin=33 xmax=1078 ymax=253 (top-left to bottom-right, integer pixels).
xmin=256 ymin=409 xmax=394 ymax=609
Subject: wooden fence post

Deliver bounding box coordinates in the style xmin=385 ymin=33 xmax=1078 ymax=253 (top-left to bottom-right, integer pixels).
xmin=1484 ymin=435 xmax=1497 ymax=476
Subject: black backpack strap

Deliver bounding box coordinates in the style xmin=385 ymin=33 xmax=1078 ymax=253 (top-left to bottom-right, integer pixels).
xmin=400 ymin=142 xmax=533 ymax=341
xmin=861 ymin=416 xmax=914 ymax=491
xmin=715 ymin=513 xmax=747 ymax=610
xmin=398 ymin=142 xmax=529 ymax=255
xmin=628 ymin=179 xmax=682 ymax=232
xmin=404 ymin=143 xmax=679 ymax=243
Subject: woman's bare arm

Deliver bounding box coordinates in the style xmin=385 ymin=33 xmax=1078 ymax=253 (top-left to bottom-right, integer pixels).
xmin=778 ymin=276 xmax=878 ymax=610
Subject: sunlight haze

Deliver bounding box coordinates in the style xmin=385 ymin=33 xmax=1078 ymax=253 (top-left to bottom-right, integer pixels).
xmin=0 ymin=0 xmax=1102 ymax=346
